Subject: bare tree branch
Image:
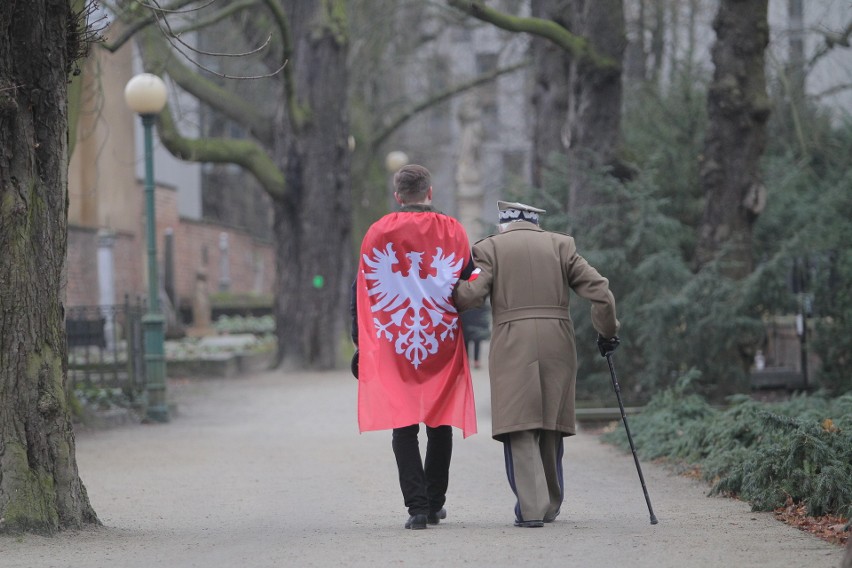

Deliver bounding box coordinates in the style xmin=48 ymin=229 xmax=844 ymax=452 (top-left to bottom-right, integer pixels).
xmin=104 ymin=0 xmax=286 ymax=79
xmin=135 ymin=0 xmax=217 ymax=14
xmin=141 ymin=27 xmax=275 ymax=144
xmin=156 ymin=103 xmax=286 ymax=199
xmin=170 ymin=0 xmax=257 ymax=36
xmin=814 ymin=82 xmax=852 ymax=100
xmin=147 ymin=1 xmax=286 ymax=79
xmin=100 ymin=0 xmax=198 ymax=52
xmin=260 ymin=0 xmax=309 ymax=129
xmin=371 ymin=61 xmax=527 ymax=151
xmin=807 ymin=20 xmax=852 ymax=70
xmin=446 ymin=0 xmax=618 ymax=70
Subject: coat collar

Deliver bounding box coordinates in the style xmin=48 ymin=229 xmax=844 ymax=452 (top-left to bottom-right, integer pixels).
xmin=399 ymin=204 xmax=436 ymax=213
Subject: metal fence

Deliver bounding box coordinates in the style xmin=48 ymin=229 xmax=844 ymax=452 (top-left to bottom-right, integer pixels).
xmin=66 ymin=297 xmax=146 ymax=393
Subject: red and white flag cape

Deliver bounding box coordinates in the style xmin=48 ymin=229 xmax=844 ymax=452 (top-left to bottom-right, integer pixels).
xmin=356 ymin=211 xmax=477 ymax=437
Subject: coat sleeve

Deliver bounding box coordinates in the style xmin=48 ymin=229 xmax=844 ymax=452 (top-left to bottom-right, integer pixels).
xmin=453 ymin=241 xmax=493 ymax=312
xmin=563 ymin=239 xmax=620 ymax=339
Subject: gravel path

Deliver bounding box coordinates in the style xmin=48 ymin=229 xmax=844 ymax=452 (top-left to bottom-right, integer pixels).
xmin=0 ymin=367 xmax=845 ymax=567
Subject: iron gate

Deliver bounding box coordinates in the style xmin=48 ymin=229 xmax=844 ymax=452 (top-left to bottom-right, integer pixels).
xmin=66 ymin=297 xmax=146 ymax=394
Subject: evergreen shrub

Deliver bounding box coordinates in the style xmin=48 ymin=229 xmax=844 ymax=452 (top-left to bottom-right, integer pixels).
xmin=602 ymin=385 xmax=852 ymax=518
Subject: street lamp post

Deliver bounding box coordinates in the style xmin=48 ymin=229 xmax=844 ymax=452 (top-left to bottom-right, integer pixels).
xmin=124 ymin=73 xmax=169 ymax=423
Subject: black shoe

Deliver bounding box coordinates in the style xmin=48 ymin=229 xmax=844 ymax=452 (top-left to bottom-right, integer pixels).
xmin=405 ymin=514 xmax=428 ymax=530
xmin=514 ymin=519 xmax=544 ymax=528
xmin=544 ymin=509 xmax=561 ymax=523
xmin=427 ymin=508 xmax=447 ymax=525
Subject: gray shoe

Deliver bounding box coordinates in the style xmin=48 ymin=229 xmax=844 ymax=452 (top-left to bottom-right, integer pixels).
xmin=405 ymin=514 xmax=428 ymax=530
xmin=544 ymin=509 xmax=561 ymax=523
xmin=427 ymin=508 xmax=447 ymax=525
xmin=514 ymin=519 xmax=544 ymax=528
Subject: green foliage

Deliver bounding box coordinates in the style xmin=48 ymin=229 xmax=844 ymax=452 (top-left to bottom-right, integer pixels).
xmin=214 ymin=315 xmax=275 ymax=335
xmin=209 ymin=292 xmax=273 ymax=310
xmin=530 ymin=154 xmax=762 ymax=402
xmin=621 ymin=77 xmax=707 ymax=241
xmin=518 ymin=68 xmax=852 ymax=401
xmin=754 ymin=118 xmax=852 ymax=394
xmin=603 ymin=387 xmax=852 ymax=518
xmin=73 ymin=386 xmax=133 ymax=412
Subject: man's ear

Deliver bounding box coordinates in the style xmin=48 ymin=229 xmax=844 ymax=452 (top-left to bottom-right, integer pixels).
xmin=427 ymin=187 xmax=433 ymax=200
xmin=394 ymin=192 xmax=403 ymax=205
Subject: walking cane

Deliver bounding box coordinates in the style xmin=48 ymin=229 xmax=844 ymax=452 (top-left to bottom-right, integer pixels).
xmin=605 ymin=351 xmax=659 ymax=525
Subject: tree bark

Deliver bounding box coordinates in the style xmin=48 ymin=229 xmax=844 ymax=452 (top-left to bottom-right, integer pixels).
xmin=130 ymin=1 xmax=351 ymax=369
xmin=565 ymin=0 xmax=626 ymax=216
xmin=447 ymin=0 xmax=624 ymax=211
xmin=623 ymin=0 xmax=648 ymax=84
xmin=527 ymin=0 xmax=625 ymax=214
xmin=786 ymin=0 xmax=805 ymax=107
xmin=530 ymin=0 xmax=572 ymax=188
xmin=272 ymin=1 xmax=352 ymax=369
xmin=695 ymin=0 xmax=770 ymax=279
xmin=0 ymin=0 xmax=99 ymax=533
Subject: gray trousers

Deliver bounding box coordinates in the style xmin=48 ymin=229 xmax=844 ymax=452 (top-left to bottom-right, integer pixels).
xmin=503 ymin=429 xmax=565 ymax=523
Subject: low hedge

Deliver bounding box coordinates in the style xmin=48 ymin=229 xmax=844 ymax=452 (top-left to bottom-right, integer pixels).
xmin=601 ymin=373 xmax=852 ymax=518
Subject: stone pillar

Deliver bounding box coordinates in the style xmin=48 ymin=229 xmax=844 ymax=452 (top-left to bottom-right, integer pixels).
xmin=97 ymin=229 xmax=116 ymax=349
xmin=218 ymin=232 xmax=231 ymax=292
xmin=455 ymin=94 xmax=485 ymax=242
xmin=253 ymin=252 xmax=265 ymax=295
xmin=193 ymin=267 xmax=211 ymax=330
xmin=163 ymin=227 xmax=175 ymax=308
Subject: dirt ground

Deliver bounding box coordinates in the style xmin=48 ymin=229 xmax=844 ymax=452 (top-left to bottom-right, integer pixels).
xmin=0 ymin=367 xmax=846 ymax=568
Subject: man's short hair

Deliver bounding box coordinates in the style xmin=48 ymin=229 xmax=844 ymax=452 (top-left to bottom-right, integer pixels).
xmin=393 ymin=165 xmax=431 ymax=203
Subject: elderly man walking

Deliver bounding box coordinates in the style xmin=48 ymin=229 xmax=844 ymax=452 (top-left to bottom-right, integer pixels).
xmin=453 ymin=200 xmax=620 ymax=528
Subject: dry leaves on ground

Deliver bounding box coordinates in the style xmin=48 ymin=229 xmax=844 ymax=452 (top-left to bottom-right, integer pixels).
xmin=774 ymin=496 xmax=850 ymax=546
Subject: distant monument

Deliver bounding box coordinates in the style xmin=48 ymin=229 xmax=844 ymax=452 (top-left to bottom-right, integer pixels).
xmin=455 ymin=94 xmax=485 ymax=242
xmin=193 ymin=267 xmax=211 ymax=332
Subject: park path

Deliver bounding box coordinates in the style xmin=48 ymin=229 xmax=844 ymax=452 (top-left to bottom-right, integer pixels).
xmin=0 ymin=365 xmax=845 ymax=568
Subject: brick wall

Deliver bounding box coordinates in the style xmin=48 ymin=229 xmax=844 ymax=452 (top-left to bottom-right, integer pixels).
xmin=172 ymin=218 xmax=275 ymax=308
xmin=66 ymin=226 xmax=99 ymax=306
xmin=65 ymin=183 xmax=275 ymax=315
xmin=113 ymin=231 xmax=144 ymax=303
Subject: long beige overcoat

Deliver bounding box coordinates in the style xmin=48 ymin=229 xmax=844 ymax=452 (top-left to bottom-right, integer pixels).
xmin=454 ymin=221 xmax=619 ymax=440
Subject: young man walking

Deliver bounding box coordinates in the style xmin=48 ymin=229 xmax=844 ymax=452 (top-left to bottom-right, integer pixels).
xmin=352 ymin=165 xmax=476 ymax=530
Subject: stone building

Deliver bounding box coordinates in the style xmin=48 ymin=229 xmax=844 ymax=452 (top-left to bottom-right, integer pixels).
xmin=66 ymin=34 xmax=275 ymax=327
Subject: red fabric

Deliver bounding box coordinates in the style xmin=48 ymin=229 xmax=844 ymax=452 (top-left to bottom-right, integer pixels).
xmin=357 ymin=211 xmax=477 ymax=437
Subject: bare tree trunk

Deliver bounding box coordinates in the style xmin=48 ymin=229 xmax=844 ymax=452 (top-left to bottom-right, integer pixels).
xmin=566 ymin=0 xmax=626 ymax=215
xmin=649 ymin=0 xmax=665 ymax=82
xmin=695 ymin=0 xmax=770 ymax=279
xmin=0 ymin=0 xmax=99 ymax=533
xmin=273 ymin=1 xmax=352 ymax=369
xmin=624 ymin=0 xmax=648 ymax=83
xmin=530 ymin=0 xmax=572 ymax=189
xmin=786 ymin=0 xmax=805 ymax=106
xmin=783 ymin=0 xmax=808 ymax=155
xmin=685 ymin=0 xmax=699 ymax=80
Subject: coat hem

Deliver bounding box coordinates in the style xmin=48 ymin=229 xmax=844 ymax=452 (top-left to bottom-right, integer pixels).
xmin=491 ymin=422 xmax=576 ymax=441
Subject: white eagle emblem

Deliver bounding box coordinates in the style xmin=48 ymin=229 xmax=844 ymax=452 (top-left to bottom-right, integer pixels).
xmin=363 ymin=242 xmax=463 ymax=368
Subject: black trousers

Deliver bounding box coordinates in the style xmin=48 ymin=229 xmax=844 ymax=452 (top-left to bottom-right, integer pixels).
xmin=392 ymin=424 xmax=453 ymax=516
